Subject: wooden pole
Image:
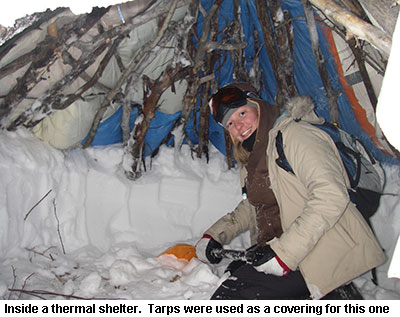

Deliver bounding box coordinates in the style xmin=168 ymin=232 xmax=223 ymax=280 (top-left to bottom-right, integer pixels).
xmin=308 ymin=0 xmax=392 ymax=56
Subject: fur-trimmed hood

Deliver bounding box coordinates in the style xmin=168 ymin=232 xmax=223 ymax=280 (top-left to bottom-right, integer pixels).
xmin=285 ymin=95 xmax=323 ymax=124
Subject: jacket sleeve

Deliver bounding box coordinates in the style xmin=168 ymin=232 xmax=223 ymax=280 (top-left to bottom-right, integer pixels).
xmin=270 ymin=122 xmax=351 ymax=269
xmin=205 ymin=198 xmax=256 ymax=245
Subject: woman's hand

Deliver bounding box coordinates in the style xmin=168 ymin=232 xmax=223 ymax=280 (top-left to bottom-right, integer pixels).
xmin=195 ymin=234 xmax=223 ymax=264
xmin=247 ymin=245 xmax=290 ymax=277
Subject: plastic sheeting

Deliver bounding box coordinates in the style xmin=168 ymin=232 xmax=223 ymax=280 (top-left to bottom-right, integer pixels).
xmin=87 ymin=0 xmax=398 ymax=165
xmin=84 ymin=105 xmax=180 ymax=156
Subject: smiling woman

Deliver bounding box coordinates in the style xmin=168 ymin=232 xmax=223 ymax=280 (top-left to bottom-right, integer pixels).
xmin=225 ymin=104 xmax=258 ymax=143
xmin=195 ymin=82 xmax=386 ymax=300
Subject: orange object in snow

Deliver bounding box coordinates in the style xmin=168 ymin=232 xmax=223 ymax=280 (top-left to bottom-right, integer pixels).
xmin=160 ymin=244 xmax=197 ymax=261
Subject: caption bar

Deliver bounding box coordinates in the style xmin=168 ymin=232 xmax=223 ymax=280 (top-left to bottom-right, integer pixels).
xmin=1 ymin=300 xmax=397 ymax=316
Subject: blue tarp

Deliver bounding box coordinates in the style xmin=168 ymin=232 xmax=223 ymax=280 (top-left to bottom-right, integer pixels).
xmin=85 ymin=0 xmax=397 ymax=165
xmin=84 ymin=106 xmax=180 ymax=156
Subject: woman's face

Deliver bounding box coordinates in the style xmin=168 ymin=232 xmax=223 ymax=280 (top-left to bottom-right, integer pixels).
xmin=226 ymin=105 xmax=258 ymax=142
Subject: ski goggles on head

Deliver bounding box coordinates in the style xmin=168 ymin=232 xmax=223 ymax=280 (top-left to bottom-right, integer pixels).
xmin=209 ymin=86 xmax=260 ymax=126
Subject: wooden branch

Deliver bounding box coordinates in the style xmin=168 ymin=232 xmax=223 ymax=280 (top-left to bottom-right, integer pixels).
xmin=269 ymin=0 xmax=298 ymax=100
xmin=313 ymin=5 xmax=387 ymax=75
xmin=8 ymin=266 xmax=17 ymax=300
xmin=18 ymin=273 xmax=35 ymax=300
xmin=0 ymin=37 xmax=59 ymax=123
xmin=123 ymin=66 xmax=190 ymax=179
xmin=52 ymin=199 xmax=66 ymax=255
xmin=24 ymin=189 xmax=52 ymax=221
xmin=308 ymin=0 xmax=392 ymax=56
xmin=2 ymin=1 xmax=187 ymax=128
xmin=124 ymin=0 xmax=192 ymax=27
xmin=54 ymin=35 xmax=124 ymax=111
xmin=197 ymin=81 xmax=211 ymax=161
xmin=25 ymin=247 xmax=56 ymax=261
xmin=193 ymin=0 xmax=224 ymax=71
xmin=302 ymin=0 xmax=340 ymax=124
xmin=121 ymin=103 xmax=132 ymax=145
xmin=6 ymin=39 xmax=111 ymax=130
xmin=120 ymin=1 xmax=199 ymax=148
xmin=79 ymin=71 xmax=111 ymax=92
xmin=0 ymin=44 xmax=54 ymax=80
xmin=229 ymin=0 xmax=251 ymax=83
xmin=255 ymin=0 xmax=286 ymax=107
xmin=248 ymin=26 xmax=263 ymax=92
xmin=0 ymin=8 xmax=70 ymax=61
xmin=204 ymin=41 xmax=247 ymax=51
xmin=193 ymin=0 xmax=219 ymax=160
xmin=120 ymin=0 xmax=181 ymax=178
xmin=82 ymin=0 xmax=180 ymax=149
xmin=173 ymin=0 xmax=223 ymax=152
xmin=1 ymin=8 xmax=110 ymax=129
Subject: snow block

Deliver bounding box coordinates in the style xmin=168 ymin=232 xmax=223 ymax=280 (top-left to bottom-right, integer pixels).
xmin=159 ymin=177 xmax=201 ymax=211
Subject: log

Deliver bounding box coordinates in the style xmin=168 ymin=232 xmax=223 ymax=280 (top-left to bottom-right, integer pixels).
xmin=308 ymin=0 xmax=392 ymax=56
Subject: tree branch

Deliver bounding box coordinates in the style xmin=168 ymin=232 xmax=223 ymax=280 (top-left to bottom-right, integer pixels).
xmin=24 ymin=189 xmax=52 ymax=221
xmin=308 ymin=0 xmax=392 ymax=56
xmin=82 ymin=0 xmax=181 ymax=149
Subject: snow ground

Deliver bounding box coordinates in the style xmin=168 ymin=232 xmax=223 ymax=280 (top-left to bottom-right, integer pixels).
xmin=0 ymin=128 xmax=399 ymax=300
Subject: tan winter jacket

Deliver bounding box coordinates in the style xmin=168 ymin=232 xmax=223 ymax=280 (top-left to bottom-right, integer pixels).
xmin=205 ymin=96 xmax=386 ymax=299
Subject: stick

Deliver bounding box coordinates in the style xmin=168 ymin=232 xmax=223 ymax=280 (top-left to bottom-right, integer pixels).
xmin=24 ymin=189 xmax=52 ymax=221
xmin=25 ymin=247 xmax=56 ymax=261
xmin=18 ymin=273 xmax=35 ymax=300
xmin=8 ymin=266 xmax=17 ymax=300
xmin=53 ymin=199 xmax=66 ymax=255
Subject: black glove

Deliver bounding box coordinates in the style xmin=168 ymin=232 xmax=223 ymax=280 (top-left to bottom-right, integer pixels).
xmin=246 ymin=244 xmax=290 ymax=276
xmin=246 ymin=244 xmax=276 ymax=266
xmin=196 ymin=234 xmax=223 ymax=264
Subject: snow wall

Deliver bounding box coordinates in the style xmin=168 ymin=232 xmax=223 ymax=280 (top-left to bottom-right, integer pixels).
xmin=1 ymin=128 xmax=400 ymax=296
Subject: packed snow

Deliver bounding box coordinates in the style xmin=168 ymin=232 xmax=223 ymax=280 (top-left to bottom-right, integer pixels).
xmin=0 ymin=127 xmax=399 ymax=300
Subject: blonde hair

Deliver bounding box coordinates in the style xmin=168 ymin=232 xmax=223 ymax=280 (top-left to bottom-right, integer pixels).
xmin=232 ymin=138 xmax=250 ymax=166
